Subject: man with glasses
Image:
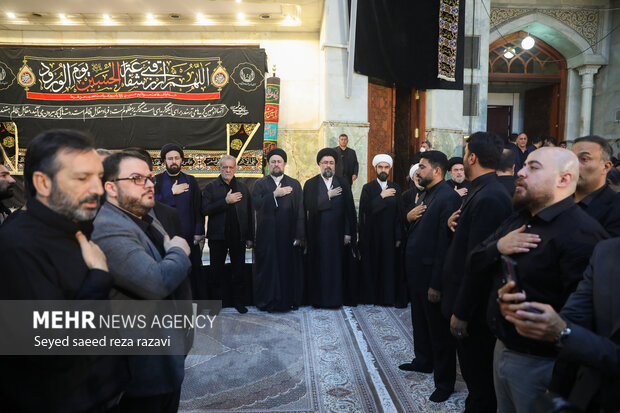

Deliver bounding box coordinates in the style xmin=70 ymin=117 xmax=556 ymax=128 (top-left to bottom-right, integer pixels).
xmin=303 ymin=148 xmax=356 ymax=307
xmin=92 ymin=151 xmax=192 ymax=412
xmin=155 ymin=143 xmax=205 ymax=299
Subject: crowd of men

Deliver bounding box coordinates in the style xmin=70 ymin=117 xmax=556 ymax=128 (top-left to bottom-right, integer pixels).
xmin=0 ymin=128 xmax=619 ymax=412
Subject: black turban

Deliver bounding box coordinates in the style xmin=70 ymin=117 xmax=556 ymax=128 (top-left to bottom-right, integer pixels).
xmin=448 ymin=157 xmax=464 ymax=170
xmin=160 ymin=143 xmax=184 ymax=161
xmin=316 ymin=148 xmax=338 ymax=164
xmin=266 ymin=148 xmax=287 ymax=162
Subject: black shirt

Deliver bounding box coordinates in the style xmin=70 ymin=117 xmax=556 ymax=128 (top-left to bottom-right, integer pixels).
xmin=473 ymin=196 xmax=609 ymax=357
xmin=0 ymin=197 xmax=129 ymax=411
xmin=497 ymin=175 xmax=516 ymax=197
xmin=109 ymin=203 xmax=166 ymax=257
xmin=221 ymin=176 xmax=241 ymax=243
xmin=576 ymin=184 xmax=620 ymax=237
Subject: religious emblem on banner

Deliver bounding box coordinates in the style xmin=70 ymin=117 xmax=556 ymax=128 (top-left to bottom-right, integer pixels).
xmin=0 ymin=61 xmax=15 ymax=91
xmin=231 ymin=62 xmax=265 ymax=92
xmin=211 ymin=61 xmax=230 ymax=91
xmin=17 ymin=62 xmax=35 ymax=89
xmin=0 ymin=122 xmax=19 ymax=172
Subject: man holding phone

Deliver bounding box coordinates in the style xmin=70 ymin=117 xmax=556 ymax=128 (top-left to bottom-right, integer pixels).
xmin=468 ymin=147 xmax=609 ymax=413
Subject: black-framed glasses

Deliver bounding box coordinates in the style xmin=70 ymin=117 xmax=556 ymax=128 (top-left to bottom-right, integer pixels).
xmin=112 ymin=175 xmax=156 ymax=186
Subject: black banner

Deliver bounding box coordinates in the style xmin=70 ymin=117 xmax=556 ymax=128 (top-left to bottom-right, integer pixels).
xmin=0 ymin=47 xmax=267 ymax=154
xmin=354 ymin=0 xmax=465 ymax=90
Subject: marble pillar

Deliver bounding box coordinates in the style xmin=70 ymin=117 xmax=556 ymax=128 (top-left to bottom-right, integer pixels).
xmin=578 ymin=64 xmax=601 ymax=136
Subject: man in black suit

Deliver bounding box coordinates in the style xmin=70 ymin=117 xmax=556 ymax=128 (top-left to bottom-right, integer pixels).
xmin=334 ymin=134 xmax=359 ymax=186
xmin=201 ymin=155 xmax=254 ymax=313
xmin=399 ymin=150 xmax=461 ymax=403
xmin=500 ymin=238 xmax=620 ymax=413
xmin=571 ymin=135 xmax=620 ymax=237
xmin=441 ymin=131 xmax=512 ymax=412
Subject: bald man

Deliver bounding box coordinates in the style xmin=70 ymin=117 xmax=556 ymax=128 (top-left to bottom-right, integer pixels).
xmin=469 ymin=148 xmax=609 ymax=413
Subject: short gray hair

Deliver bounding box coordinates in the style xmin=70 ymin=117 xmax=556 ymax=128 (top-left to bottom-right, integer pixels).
xmin=219 ymin=154 xmax=236 ymax=167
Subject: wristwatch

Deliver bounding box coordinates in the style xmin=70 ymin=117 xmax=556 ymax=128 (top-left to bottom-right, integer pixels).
xmin=555 ymin=326 xmax=572 ymax=347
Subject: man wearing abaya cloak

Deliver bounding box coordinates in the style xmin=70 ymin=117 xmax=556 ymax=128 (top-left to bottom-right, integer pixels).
xmin=303 ymin=148 xmax=357 ymax=308
xmin=252 ymin=148 xmax=305 ymax=312
xmin=358 ymin=154 xmax=406 ymax=306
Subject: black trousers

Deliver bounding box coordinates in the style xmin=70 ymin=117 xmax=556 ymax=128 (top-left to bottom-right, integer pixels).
xmin=456 ymin=321 xmax=497 ymax=413
xmin=118 ymin=387 xmax=181 ymax=413
xmin=410 ymin=291 xmax=456 ymax=392
xmin=208 ymin=239 xmax=246 ymax=305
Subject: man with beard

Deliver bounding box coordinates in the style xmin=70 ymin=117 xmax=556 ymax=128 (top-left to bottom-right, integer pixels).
xmin=93 ymin=151 xmax=192 ymax=413
xmin=252 ymin=148 xmax=305 ymax=312
xmin=358 ymin=154 xmax=404 ymax=305
xmin=441 ymin=131 xmax=512 ymax=413
xmin=202 ymin=155 xmax=254 ymax=314
xmin=496 ymin=146 xmax=516 ymax=197
xmin=334 ymin=134 xmax=359 ymax=186
xmin=446 ymin=157 xmax=470 ymax=197
xmin=0 ymin=162 xmax=16 ymax=224
xmin=571 ymin=135 xmax=620 ymax=237
xmin=155 ymin=143 xmax=205 ymax=299
xmin=303 ymin=148 xmax=356 ymax=307
xmin=400 ymin=150 xmax=461 ymax=403
xmin=0 ymin=129 xmax=129 ymax=412
xmin=470 ymin=148 xmax=608 ymax=413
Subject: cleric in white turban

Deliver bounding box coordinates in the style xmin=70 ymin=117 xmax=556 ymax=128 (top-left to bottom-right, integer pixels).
xmin=372 ymin=154 xmax=393 ymax=168
xmin=358 ymin=152 xmax=406 ymax=307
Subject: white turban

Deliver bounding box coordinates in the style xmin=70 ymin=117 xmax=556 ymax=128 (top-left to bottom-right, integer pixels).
xmin=409 ymin=164 xmax=419 ymax=179
xmin=372 ymin=154 xmax=393 ymax=167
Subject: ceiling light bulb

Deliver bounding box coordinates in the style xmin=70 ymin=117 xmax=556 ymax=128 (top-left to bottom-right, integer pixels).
xmin=103 ymin=14 xmax=111 ymax=23
xmin=503 ymin=49 xmax=515 ymax=59
xmin=7 ymin=12 xmax=16 ymax=19
xmin=236 ymin=0 xmax=242 ymax=3
xmin=196 ymin=13 xmax=210 ymax=24
xmin=237 ymin=13 xmax=245 ymax=21
xmin=521 ymin=35 xmax=535 ymax=50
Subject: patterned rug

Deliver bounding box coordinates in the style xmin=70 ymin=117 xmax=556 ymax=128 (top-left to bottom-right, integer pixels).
xmin=180 ymin=305 xmax=468 ymax=412
xmin=180 ymin=307 xmax=377 ymax=412
xmin=346 ymin=306 xmax=467 ymax=412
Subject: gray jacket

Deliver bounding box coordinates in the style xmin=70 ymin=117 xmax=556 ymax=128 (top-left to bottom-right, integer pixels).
xmin=93 ymin=202 xmax=190 ymax=300
xmin=92 ymin=201 xmax=191 ymax=397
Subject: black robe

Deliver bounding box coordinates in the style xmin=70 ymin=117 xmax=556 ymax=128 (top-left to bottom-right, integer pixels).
xmin=252 ymin=174 xmax=305 ymax=311
xmin=303 ymin=174 xmax=357 ymax=307
xmin=358 ymin=180 xmax=406 ymax=305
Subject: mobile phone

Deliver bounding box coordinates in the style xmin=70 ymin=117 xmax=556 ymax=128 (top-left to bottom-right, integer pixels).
xmin=500 ymin=255 xmax=518 ymax=288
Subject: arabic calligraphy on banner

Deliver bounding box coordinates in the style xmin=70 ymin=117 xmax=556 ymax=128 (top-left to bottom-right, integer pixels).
xmin=18 ymin=56 xmax=226 ymax=100
xmin=0 ymin=47 xmax=267 ymax=160
xmin=0 ymin=103 xmax=229 ymax=120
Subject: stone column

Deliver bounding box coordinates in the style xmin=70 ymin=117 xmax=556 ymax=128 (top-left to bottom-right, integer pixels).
xmin=577 ymin=65 xmax=601 ymax=136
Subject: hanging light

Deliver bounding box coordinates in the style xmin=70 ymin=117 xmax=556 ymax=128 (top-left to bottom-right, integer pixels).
xmin=521 ymin=35 xmax=535 ymax=50
xmin=503 ymin=48 xmax=515 ymax=59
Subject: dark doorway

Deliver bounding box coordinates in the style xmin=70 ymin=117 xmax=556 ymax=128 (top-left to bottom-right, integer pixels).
xmin=523 ymin=84 xmax=554 ymax=140
xmin=367 ymin=79 xmax=426 ymax=190
xmin=487 ymin=105 xmax=512 ymax=141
